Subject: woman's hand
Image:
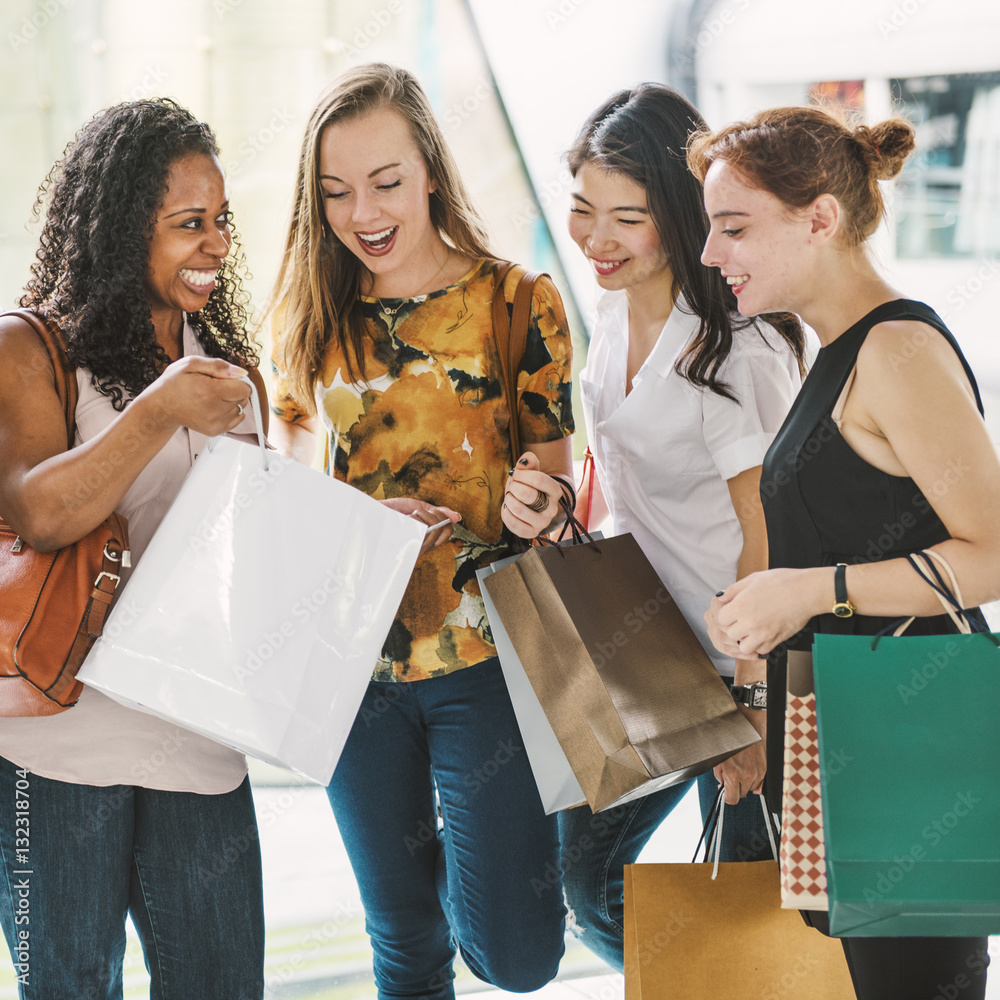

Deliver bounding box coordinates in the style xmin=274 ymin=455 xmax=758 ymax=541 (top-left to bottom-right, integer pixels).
xmin=136 ymin=356 xmax=251 ymax=437
xmin=379 ymin=498 xmax=461 ymax=556
xmin=706 ymin=567 xmax=830 ymax=658
xmin=502 ymin=451 xmax=568 ymax=538
xmin=714 ymin=705 xmax=767 ymax=805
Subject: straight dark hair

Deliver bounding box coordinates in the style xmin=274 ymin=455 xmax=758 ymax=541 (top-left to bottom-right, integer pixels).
xmin=568 ymin=83 xmax=804 ymax=399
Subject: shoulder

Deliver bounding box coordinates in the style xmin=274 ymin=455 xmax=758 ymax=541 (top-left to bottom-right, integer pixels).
xmin=719 ymin=316 xmax=801 ymax=380
xmin=729 ymin=316 xmax=794 ymax=356
xmin=858 ymin=316 xmax=967 ymax=385
xmin=0 ymin=313 xmax=57 ymax=387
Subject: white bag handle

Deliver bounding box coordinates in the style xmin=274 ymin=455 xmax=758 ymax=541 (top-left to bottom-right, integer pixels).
xmin=237 ymin=375 xmax=271 ymax=470
xmin=709 ymin=794 xmax=779 ymax=880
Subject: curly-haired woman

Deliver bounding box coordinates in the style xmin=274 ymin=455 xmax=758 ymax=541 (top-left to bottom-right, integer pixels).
xmin=0 ymin=99 xmax=266 ymax=1000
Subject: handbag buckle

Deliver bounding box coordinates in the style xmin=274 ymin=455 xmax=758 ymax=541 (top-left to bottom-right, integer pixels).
xmin=95 ymin=571 xmax=121 ymax=590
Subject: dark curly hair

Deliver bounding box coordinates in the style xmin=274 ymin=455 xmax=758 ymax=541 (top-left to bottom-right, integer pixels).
xmin=21 ymin=98 xmax=258 ymax=410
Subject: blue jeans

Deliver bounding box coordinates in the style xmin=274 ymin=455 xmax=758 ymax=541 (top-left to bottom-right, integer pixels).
xmin=326 ymin=658 xmax=565 ymax=1000
xmin=0 ymin=757 xmax=264 ymax=1000
xmin=558 ymin=747 xmax=774 ymax=971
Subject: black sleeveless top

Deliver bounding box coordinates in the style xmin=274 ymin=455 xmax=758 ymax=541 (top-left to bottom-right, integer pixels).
xmin=761 ymin=299 xmax=985 ymax=813
xmin=763 ymin=298 xmax=984 ymax=647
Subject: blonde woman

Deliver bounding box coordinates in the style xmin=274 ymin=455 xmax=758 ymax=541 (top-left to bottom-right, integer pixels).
xmin=268 ymin=64 xmax=575 ymax=999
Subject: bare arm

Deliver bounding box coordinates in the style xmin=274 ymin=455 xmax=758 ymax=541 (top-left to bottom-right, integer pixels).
xmin=712 ymin=465 xmax=768 ymax=802
xmin=0 ymin=316 xmax=250 ymax=551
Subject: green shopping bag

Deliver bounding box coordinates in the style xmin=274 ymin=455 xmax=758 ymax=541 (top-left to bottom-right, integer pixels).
xmin=812 ymin=552 xmax=1000 ymax=937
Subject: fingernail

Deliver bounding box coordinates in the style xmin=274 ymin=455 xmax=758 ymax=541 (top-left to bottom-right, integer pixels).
xmin=715 ymin=591 xmax=725 ymax=597
xmin=757 ymin=653 xmax=768 ymax=660
xmin=507 ymin=468 xmax=515 ymax=477
xmin=518 ymin=458 xmax=528 ymax=466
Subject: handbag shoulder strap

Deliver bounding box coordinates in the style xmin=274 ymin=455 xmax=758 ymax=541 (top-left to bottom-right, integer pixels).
xmin=490 ymin=262 xmax=545 ymax=466
xmin=4 ymin=309 xmax=77 ymax=449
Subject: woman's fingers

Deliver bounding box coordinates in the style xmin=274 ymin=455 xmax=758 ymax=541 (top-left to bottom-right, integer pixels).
xmin=395 ymin=503 xmax=461 ymax=555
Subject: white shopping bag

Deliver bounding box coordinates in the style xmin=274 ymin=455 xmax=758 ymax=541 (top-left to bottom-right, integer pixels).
xmin=478 ymin=548 xmax=586 ymax=814
xmin=80 ymin=385 xmax=424 ymax=783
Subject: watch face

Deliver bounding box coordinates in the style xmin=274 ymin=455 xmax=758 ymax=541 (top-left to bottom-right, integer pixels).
xmin=833 ymin=604 xmax=853 ymax=618
xmin=734 ymin=685 xmax=766 ymax=709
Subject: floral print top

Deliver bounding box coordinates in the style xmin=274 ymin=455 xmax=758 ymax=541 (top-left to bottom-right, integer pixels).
xmin=271 ymin=259 xmax=575 ymax=681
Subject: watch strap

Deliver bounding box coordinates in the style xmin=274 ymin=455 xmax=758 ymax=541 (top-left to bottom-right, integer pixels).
xmin=833 ymin=563 xmax=855 ymax=617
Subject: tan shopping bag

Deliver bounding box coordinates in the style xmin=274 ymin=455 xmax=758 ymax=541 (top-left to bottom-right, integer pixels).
xmin=624 ymin=862 xmax=854 ymax=1000
xmin=482 ymin=533 xmax=758 ymax=812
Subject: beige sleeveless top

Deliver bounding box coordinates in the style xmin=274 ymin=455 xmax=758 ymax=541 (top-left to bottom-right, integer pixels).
xmin=0 ymin=319 xmax=253 ymax=791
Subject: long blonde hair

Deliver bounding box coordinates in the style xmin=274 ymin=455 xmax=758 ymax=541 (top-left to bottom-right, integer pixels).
xmin=270 ymin=62 xmax=493 ymax=406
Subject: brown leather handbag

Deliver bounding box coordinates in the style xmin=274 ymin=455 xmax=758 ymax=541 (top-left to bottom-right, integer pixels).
xmin=0 ymin=310 xmax=130 ymax=716
xmin=491 ymin=261 xmax=545 ymax=467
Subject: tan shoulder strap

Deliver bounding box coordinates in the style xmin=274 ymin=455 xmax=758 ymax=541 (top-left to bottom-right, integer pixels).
xmin=4 ymin=309 xmax=77 ymax=449
xmin=490 ymin=262 xmax=546 ymax=466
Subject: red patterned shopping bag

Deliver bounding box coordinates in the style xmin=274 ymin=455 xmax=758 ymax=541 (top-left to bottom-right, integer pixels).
xmin=779 ymin=650 xmax=828 ymax=910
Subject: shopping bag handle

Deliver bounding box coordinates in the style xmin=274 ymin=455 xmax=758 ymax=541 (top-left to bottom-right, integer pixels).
xmin=872 ymin=549 xmax=998 ymax=649
xmin=551 ymin=502 xmax=601 ymax=552
xmin=237 ymin=375 xmax=272 ymax=471
xmin=692 ymin=785 xmax=779 ymax=879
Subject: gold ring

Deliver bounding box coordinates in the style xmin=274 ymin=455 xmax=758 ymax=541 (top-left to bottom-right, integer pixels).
xmin=526 ymin=488 xmax=549 ymax=513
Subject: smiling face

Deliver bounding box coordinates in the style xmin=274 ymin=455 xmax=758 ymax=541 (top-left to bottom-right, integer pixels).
xmin=700 ymin=160 xmax=814 ymax=317
xmin=318 ymin=106 xmax=447 ymax=296
xmin=567 ymin=162 xmax=670 ymax=297
xmin=146 ymin=152 xmax=231 ymax=344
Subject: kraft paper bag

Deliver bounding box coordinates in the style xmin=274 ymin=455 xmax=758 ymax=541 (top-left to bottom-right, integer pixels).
xmin=482 ymin=533 xmax=758 ymax=812
xmin=812 ymin=630 xmax=1000 ymax=937
xmin=624 ymin=862 xmax=855 ymax=1000
xmin=80 ymin=389 xmax=424 ymax=784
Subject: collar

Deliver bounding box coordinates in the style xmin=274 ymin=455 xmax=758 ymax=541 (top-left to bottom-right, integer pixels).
xmin=596 ymin=290 xmax=700 ymax=381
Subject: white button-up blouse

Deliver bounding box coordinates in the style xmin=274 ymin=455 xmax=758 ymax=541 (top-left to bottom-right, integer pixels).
xmin=579 ymin=290 xmax=802 ymax=677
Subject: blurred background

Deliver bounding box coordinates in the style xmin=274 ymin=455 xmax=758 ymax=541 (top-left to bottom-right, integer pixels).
xmin=1 ymin=0 xmax=998 ymax=996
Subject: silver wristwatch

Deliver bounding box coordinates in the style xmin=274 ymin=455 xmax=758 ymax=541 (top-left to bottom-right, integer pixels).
xmin=731 ymin=682 xmax=767 ymax=710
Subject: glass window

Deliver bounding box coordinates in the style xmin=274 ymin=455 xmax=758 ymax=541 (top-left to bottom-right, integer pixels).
xmin=893 ymin=71 xmax=1000 ymax=259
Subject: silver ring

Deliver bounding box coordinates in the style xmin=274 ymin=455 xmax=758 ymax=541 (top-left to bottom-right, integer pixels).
xmin=526 ymin=488 xmax=549 ymax=514
xmin=236 ymin=403 xmax=244 ymax=417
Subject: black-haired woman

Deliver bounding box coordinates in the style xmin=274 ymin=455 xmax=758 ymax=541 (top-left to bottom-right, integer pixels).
xmin=559 ymin=83 xmax=806 ymax=970
xmin=0 ymin=99 xmax=266 ymax=1000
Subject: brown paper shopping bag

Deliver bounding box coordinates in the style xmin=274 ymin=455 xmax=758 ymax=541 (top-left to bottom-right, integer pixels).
xmin=482 ymin=533 xmax=758 ymax=812
xmin=624 ymin=862 xmax=854 ymax=1000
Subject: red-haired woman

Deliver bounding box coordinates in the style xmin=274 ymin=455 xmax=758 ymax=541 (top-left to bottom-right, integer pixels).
xmin=692 ymin=107 xmax=996 ymax=1000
